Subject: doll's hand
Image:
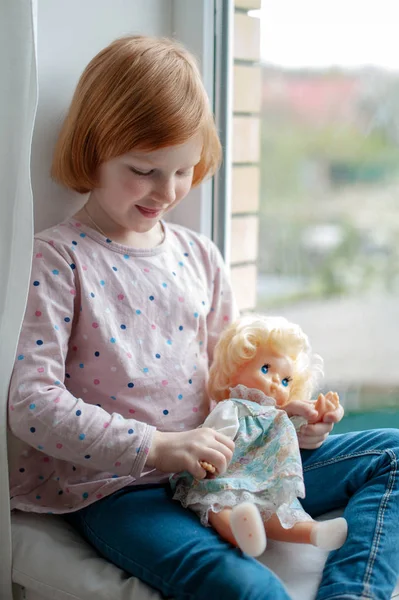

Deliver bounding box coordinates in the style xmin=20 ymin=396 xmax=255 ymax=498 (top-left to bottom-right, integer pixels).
xmin=283 ymin=399 xmax=319 ymax=422
xmin=298 ymin=403 xmax=344 ymax=449
xmin=145 ymin=429 xmax=235 ymax=479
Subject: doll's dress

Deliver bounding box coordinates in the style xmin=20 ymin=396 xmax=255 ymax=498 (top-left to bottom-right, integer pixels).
xmin=170 ymin=384 xmax=312 ymax=528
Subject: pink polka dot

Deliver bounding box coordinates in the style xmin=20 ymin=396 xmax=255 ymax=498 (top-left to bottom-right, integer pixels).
xmin=223 ymin=315 xmax=229 ymax=322
xmin=35 ymin=253 xmax=43 ymax=258
xmin=193 ymin=407 xmax=199 ymax=413
xmin=94 ymin=379 xmax=100 ymax=385
xmin=82 ymin=265 xmax=88 ymax=271
xmin=144 ymin=447 xmax=149 ymax=454
xmin=54 ymin=397 xmax=61 ymax=404
xmin=75 ymin=222 xmax=81 ymax=227
xmin=49 ymin=240 xmax=55 ymax=246
xmin=72 ymin=345 xmax=78 ymax=351
xmin=70 ymin=289 xmax=76 ymax=296
xmin=37 ymin=367 xmax=44 ymax=373
xmin=56 ymin=443 xmax=63 ymax=449
xmin=115 ymin=461 xmax=121 ymax=467
xmin=10 ymin=405 xmax=14 ymax=411
xmin=103 ymin=422 xmax=110 ymax=428
xmin=126 ymin=352 xmax=132 ymax=359
xmin=66 ymin=488 xmax=70 ymax=493
xmin=143 ymin=268 xmax=150 ymax=273
xmin=162 ymin=380 xmax=168 ymax=386
xmin=43 ymin=457 xmax=50 ymax=463
xmin=129 ymin=409 xmax=135 ymax=414
xmin=92 ymin=322 xmax=99 ymax=329
xmin=35 ymin=310 xmax=42 ymax=317
xmin=178 ymin=297 xmax=184 ymax=303
xmin=118 ymin=294 xmax=124 ymax=301
xmin=151 ymin=324 xmax=156 ymax=330
xmin=96 ymin=493 xmax=103 ymax=499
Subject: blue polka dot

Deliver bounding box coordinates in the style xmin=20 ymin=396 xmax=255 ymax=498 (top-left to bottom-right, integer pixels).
xmin=18 ymin=354 xmax=24 ymax=360
xmin=112 ymin=266 xmax=118 ymax=271
xmin=94 ymin=351 xmax=100 ymax=357
xmin=184 ymin=252 xmax=189 ymax=257
xmin=100 ymin=280 xmax=105 ymax=286
xmin=179 ymin=325 xmax=183 ymax=331
xmin=84 ymin=454 xmax=91 ymax=459
xmin=79 ymin=433 xmax=85 ymax=440
xmin=162 ymin=282 xmax=167 ymax=288
xmin=110 ymin=337 xmax=116 ymax=343
xmin=188 ymin=379 xmax=192 ymax=384
xmin=70 ymin=263 xmax=76 ymax=270
xmin=29 ymin=404 xmax=36 ymax=410
xmin=33 ymin=281 xmax=40 ymax=286
xmin=39 ymin=475 xmax=44 ymax=480
xmin=167 ymin=339 xmax=172 ymax=345
xmin=202 ymin=301 xmax=206 ymax=305
xmin=124 ymin=254 xmax=130 ymax=260
xmin=136 ymin=309 xmax=141 ymax=315
xmin=38 ymin=445 xmax=44 ymax=450
xmin=76 ymin=410 xmax=82 ymax=416
xmin=155 ymin=353 xmax=161 ymax=359
xmin=106 ymin=238 xmax=112 ymax=243
xmin=52 ymin=269 xmax=59 ymax=275
xmin=112 ymin=474 xmax=119 ymax=479
xmin=128 ymin=382 xmax=134 ymax=388
xmin=194 ymin=312 xmax=199 ymax=318
xmin=172 ymin=272 xmax=176 ymax=276
xmin=64 ymin=317 xmax=71 ymax=322
xmin=54 ymin=325 xmax=59 ymax=330
xmin=178 ymin=394 xmax=183 ymax=400
xmin=36 ymin=339 xmax=43 ymax=346
xmin=65 ymin=373 xmax=70 ymax=379
xmin=36 ymin=495 xmax=41 ymax=500
xmin=110 ymin=396 xmax=117 ymax=400
xmin=79 ymin=363 xmax=84 ymax=368
xmin=189 ymin=241 xmax=194 ymax=246
xmin=54 ymin=380 xmax=61 ymax=385
xmin=149 ymin=295 xmax=154 ymax=301
xmin=90 ymin=292 xmax=95 ymax=298
xmin=82 ymin=492 xmax=89 ymax=499
xmin=199 ymin=341 xmax=204 ymax=346
xmin=143 ymin=368 xmax=149 ymax=373
xmin=80 ymin=233 xmax=86 ymax=238
xmin=72 ymin=241 xmax=78 ymax=246
xmin=179 ymin=262 xmax=184 ymax=267
xmin=128 ymin=428 xmax=134 ymax=435
xmin=120 ymin=324 xmax=126 ymax=330
xmin=30 ymin=427 xmax=36 ymax=433
xmin=163 ymin=410 xmax=169 ymax=415
xmin=19 ymin=468 xmax=25 ymax=473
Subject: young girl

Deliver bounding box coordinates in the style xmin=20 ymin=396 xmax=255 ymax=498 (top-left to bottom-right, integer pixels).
xmin=8 ymin=35 xmax=399 ymax=600
xmin=171 ymin=315 xmax=348 ymax=557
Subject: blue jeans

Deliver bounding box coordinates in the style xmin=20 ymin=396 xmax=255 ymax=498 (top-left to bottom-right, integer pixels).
xmin=65 ymin=429 xmax=399 ymax=600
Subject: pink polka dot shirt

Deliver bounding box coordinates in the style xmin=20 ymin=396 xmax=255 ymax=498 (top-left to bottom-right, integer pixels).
xmin=8 ymin=218 xmax=238 ymax=513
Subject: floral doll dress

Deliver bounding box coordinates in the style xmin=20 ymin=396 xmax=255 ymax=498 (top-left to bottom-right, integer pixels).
xmin=170 ymin=384 xmax=312 ymax=528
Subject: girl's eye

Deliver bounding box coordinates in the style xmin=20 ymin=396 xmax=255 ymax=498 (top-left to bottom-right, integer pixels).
xmin=281 ymin=378 xmax=290 ymax=388
xmin=177 ymin=168 xmax=193 ymax=177
xmin=261 ymin=364 xmax=270 ymax=374
xmin=129 ymin=166 xmax=154 ymax=176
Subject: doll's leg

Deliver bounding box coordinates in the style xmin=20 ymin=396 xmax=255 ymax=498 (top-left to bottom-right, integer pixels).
xmin=265 ymin=512 xmax=348 ymax=550
xmin=209 ymin=504 xmax=267 ymax=557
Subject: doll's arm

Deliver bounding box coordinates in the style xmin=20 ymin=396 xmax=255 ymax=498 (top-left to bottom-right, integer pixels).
xmin=311 ymin=391 xmax=340 ymax=423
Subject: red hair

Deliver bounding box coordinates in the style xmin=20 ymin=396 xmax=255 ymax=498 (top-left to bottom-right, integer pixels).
xmin=52 ymin=36 xmax=221 ymax=193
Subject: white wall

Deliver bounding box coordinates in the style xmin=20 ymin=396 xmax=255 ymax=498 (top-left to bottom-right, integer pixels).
xmin=32 ymin=0 xmax=174 ymax=233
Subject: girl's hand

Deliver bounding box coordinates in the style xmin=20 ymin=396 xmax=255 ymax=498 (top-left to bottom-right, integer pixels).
xmin=145 ymin=428 xmax=235 ymax=479
xmin=298 ymin=403 xmax=345 ymax=450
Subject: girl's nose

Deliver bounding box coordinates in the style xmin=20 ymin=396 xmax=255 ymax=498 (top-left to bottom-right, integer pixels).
xmin=154 ymin=177 xmax=176 ymax=205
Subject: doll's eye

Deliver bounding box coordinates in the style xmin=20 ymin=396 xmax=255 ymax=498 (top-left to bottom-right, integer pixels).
xmin=261 ymin=364 xmax=270 ymax=374
xmin=281 ymin=378 xmax=291 ymax=387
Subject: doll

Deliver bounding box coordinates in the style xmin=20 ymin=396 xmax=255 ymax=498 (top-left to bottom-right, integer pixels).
xmin=170 ymin=315 xmax=347 ymax=557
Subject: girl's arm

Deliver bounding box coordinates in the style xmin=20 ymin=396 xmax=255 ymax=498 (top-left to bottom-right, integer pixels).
xmin=8 ymin=239 xmax=154 ymax=478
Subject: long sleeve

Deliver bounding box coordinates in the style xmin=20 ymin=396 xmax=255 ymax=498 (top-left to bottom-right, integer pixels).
xmin=202 ymin=400 xmax=240 ymax=440
xmin=8 ymin=239 xmax=154 ymax=478
xmin=206 ymin=242 xmax=239 ymax=365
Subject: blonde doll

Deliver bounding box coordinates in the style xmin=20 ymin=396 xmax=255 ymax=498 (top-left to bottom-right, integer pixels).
xmin=171 ymin=315 xmax=347 ymax=556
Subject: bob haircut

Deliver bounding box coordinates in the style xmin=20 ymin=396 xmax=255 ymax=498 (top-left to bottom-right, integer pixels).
xmin=208 ymin=315 xmax=324 ymax=404
xmin=52 ymin=36 xmax=221 ymax=193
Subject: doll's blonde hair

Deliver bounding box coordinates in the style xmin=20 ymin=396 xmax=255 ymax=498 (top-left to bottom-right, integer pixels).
xmin=52 ymin=36 xmax=221 ymax=193
xmin=208 ymin=315 xmax=323 ymax=404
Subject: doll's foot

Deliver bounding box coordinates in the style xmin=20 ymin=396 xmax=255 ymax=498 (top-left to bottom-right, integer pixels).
xmin=310 ymin=517 xmax=348 ymax=550
xmin=230 ymin=502 xmax=267 ymax=557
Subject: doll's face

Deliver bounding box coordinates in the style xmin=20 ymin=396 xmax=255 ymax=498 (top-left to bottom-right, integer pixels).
xmin=231 ymin=346 xmax=294 ymax=406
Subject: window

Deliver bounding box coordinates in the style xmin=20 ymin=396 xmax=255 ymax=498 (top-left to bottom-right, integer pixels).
xmin=230 ymin=0 xmax=399 ymax=433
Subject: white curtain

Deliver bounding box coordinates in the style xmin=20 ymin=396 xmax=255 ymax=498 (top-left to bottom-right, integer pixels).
xmin=0 ymin=1 xmax=38 ymax=598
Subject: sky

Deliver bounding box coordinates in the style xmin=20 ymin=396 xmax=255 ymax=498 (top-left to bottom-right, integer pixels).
xmin=252 ymin=0 xmax=399 ymax=70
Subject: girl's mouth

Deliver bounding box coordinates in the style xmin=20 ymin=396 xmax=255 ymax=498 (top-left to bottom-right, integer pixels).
xmin=136 ymin=206 xmax=162 ymax=218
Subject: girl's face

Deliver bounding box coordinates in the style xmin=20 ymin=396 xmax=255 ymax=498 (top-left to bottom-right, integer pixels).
xmin=231 ymin=346 xmax=294 ymax=407
xmin=87 ymin=135 xmax=203 ymax=242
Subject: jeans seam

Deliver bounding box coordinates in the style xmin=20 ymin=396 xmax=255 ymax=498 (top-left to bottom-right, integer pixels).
xmin=78 ymin=513 xmax=194 ymax=600
xmin=362 ymin=449 xmax=398 ymax=595
xmin=303 ymin=450 xmax=384 ymax=472
xmin=319 ymin=596 xmax=373 ymax=599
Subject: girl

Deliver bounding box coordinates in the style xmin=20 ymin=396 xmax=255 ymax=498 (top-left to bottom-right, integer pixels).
xmin=171 ymin=315 xmax=348 ymax=557
xmin=8 ymin=35 xmax=399 ymax=600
